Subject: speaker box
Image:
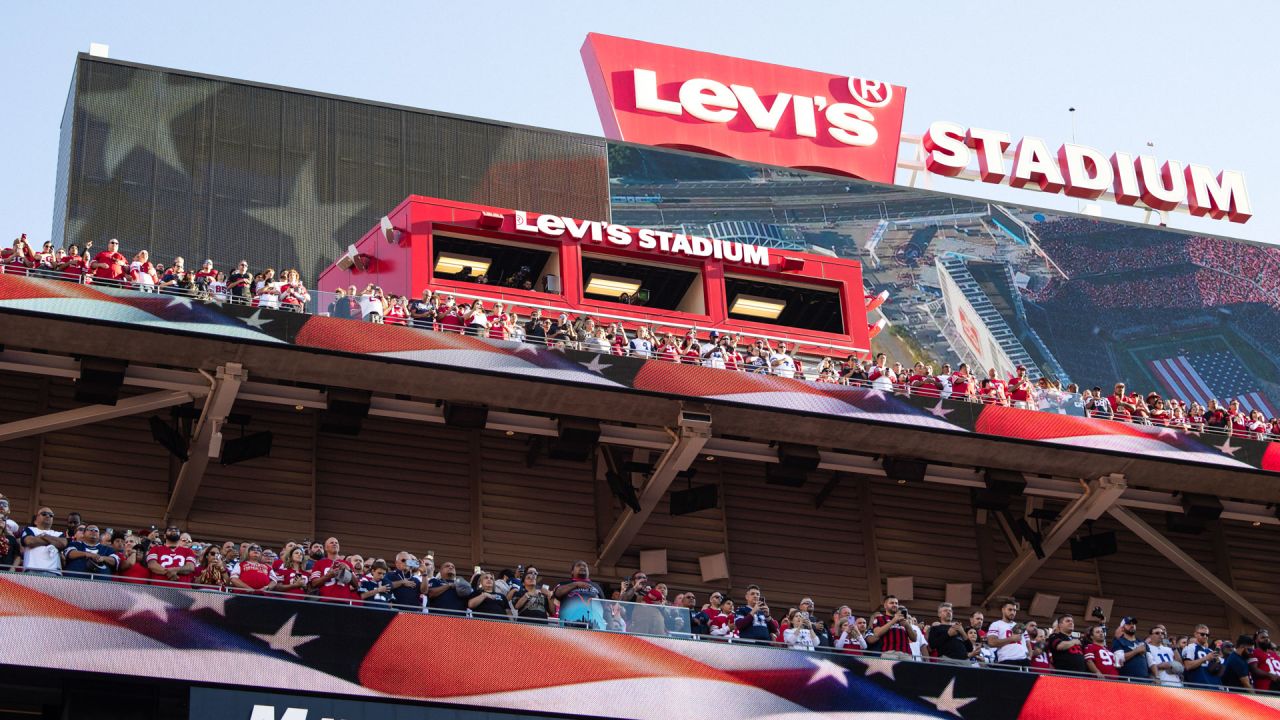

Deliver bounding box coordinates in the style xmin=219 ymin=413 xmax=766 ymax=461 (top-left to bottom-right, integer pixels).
xmin=886 ymin=576 xmax=914 ymax=601
xmin=442 ymin=401 xmax=488 ymax=429
xmin=148 ymin=415 xmax=189 ymax=462
xmin=1030 ymin=592 xmax=1060 ymax=619
xmin=320 ymin=388 xmax=371 ymax=436
xmin=220 ymin=431 xmax=274 ymax=465
xmin=670 ymin=484 xmax=718 ymax=516
xmin=639 ymin=549 xmax=668 ymax=576
xmin=75 ymin=356 xmax=128 ymax=405
xmin=1070 ymin=530 xmax=1118 ymax=560
xmin=699 ymin=553 xmax=729 ymax=582
xmin=549 ymin=417 xmax=600 ymax=462
xmin=1181 ymin=493 xmax=1223 ymax=522
xmin=883 ymin=456 xmax=927 ymax=483
xmin=777 ymin=443 xmax=821 ymax=471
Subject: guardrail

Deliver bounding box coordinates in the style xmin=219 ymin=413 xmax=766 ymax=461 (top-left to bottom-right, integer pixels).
xmin=1 ymin=569 xmax=1269 ymax=697
xmin=3 ymin=264 xmax=1277 ymax=445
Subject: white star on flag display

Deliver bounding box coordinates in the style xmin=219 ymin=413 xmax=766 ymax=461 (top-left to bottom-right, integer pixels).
xmin=79 ymin=73 xmax=216 ymax=176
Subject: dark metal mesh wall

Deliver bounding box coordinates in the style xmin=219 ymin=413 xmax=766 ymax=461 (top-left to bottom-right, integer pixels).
xmin=56 ymin=57 xmax=609 ymax=282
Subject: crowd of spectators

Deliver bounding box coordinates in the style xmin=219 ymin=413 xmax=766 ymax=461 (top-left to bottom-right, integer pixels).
xmin=6 ymin=234 xmax=1280 ymax=442
xmin=2 ymin=500 xmax=1277 ymax=693
xmin=1 ymin=234 xmax=310 ymax=310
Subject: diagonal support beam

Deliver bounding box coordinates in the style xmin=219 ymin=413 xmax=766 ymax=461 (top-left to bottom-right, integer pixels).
xmin=164 ymin=363 xmax=246 ymax=525
xmin=1108 ymin=505 xmax=1276 ymax=632
xmin=984 ymin=473 xmax=1127 ymax=606
xmin=0 ymin=390 xmax=198 ymax=443
xmin=597 ymin=420 xmax=710 ymax=568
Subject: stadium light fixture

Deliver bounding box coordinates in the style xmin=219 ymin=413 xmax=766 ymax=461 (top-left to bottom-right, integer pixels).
xmin=584 ymin=274 xmax=641 ymax=298
xmin=729 ymin=294 xmax=785 ymax=320
xmin=434 ymin=253 xmax=491 ymax=278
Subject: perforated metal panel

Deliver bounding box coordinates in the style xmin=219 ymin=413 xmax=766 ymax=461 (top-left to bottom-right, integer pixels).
xmin=57 ymin=56 xmax=609 ymax=286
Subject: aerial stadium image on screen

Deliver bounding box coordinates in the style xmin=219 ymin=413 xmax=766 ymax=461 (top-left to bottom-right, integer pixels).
xmin=0 ymin=7 xmax=1278 ymax=720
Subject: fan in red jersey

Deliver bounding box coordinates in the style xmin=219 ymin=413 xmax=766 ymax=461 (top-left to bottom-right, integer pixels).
xmin=229 ymin=543 xmax=274 ymax=594
xmin=272 ymin=545 xmax=310 ymax=597
xmin=145 ymin=525 xmax=197 ymax=586
xmin=1007 ymin=365 xmax=1033 ymax=408
xmin=90 ymin=238 xmax=128 ymax=283
xmin=309 ymin=536 xmax=359 ymax=602
xmin=1251 ymin=629 xmax=1280 ymax=691
xmin=1084 ymin=625 xmax=1121 ymax=677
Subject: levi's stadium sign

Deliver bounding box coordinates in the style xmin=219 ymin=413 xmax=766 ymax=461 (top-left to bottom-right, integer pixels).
xmin=513 ymin=209 xmax=771 ymax=267
xmin=581 ymin=32 xmax=907 ymax=184
xmin=922 ymin=121 xmax=1253 ymax=224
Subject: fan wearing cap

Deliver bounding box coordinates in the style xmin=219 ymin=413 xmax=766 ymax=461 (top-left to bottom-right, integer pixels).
xmin=1004 ymin=365 xmax=1031 ymax=407
xmin=308 ymin=536 xmax=359 ymax=602
xmin=1251 ymin=628 xmax=1280 ymax=691
xmin=229 ymin=543 xmax=273 ymax=594
xmin=1222 ymin=636 xmax=1256 ymax=691
xmin=1111 ymin=615 xmax=1150 ymax=681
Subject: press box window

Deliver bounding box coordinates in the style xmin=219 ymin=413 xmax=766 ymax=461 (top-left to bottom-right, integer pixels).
xmin=581 ymin=255 xmax=704 ymax=314
xmin=432 ymin=235 xmax=558 ymax=293
xmin=725 ymin=275 xmax=844 ymax=334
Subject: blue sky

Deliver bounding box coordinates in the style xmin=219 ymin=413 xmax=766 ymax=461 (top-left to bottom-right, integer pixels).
xmin=1 ymin=1 xmax=1275 ymax=245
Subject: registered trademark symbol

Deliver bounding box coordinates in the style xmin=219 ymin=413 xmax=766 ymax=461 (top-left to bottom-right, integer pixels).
xmin=847 ymin=77 xmax=892 ymax=108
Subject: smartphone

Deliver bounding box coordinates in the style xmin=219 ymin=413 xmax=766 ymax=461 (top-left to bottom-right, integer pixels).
xmin=473 ymin=564 xmax=482 ymax=575
xmin=541 ymin=584 xmax=550 ymax=592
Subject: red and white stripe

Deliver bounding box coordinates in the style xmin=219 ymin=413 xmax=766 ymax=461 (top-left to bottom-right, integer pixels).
xmin=1148 ymin=357 xmax=1214 ymax=407
xmin=1234 ymin=392 xmax=1278 ymax=419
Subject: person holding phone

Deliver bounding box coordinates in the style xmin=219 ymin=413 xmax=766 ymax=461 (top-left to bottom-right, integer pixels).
xmin=510 ymin=568 xmax=552 ymax=622
xmin=1182 ymin=624 xmax=1219 ymax=686
xmin=734 ymin=586 xmax=779 ymax=643
xmin=867 ymin=594 xmax=916 ymax=659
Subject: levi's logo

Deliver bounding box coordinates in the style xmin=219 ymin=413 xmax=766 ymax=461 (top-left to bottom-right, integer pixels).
xmin=631 ymin=68 xmax=881 ymax=148
xmin=581 ymin=33 xmax=908 ymax=184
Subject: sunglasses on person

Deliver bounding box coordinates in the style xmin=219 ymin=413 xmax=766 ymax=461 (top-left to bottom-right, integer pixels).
xmin=38 ymin=511 xmax=54 ymax=517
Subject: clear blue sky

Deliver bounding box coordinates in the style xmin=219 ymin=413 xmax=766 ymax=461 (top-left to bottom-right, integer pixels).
xmin=1 ymin=1 xmax=1275 ymax=245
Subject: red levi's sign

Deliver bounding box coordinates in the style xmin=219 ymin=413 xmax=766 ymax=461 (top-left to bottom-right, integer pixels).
xmin=581 ymin=33 xmax=907 ymax=184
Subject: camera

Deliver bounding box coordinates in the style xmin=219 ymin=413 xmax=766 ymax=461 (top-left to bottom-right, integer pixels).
xmin=1091 ymin=605 xmax=1106 ymax=621
xmin=899 ymin=606 xmax=910 ymax=618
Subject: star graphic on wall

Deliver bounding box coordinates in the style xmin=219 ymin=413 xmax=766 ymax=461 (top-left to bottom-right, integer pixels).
xmin=858 ymin=656 xmax=899 ymax=680
xmin=251 ymin=614 xmax=319 ymax=658
xmin=927 ymin=399 xmax=954 ymax=418
xmin=165 ymin=295 xmax=194 ymax=309
xmin=119 ymin=589 xmax=170 ymax=622
xmin=238 ymin=310 xmax=272 ymax=330
xmin=79 ymin=72 xmax=215 ymax=177
xmin=187 ymin=590 xmax=230 ymax=616
xmin=244 ymin=156 xmax=368 ymax=244
xmin=921 ymin=678 xmax=976 ymax=718
xmin=579 ymin=355 xmax=612 ymax=374
xmin=1215 ymin=437 xmax=1241 ymax=456
xmin=804 ymin=656 xmax=849 ymax=687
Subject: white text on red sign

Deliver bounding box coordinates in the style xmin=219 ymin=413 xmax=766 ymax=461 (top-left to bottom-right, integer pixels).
xmin=922 ymin=121 xmax=1252 ymax=224
xmin=513 ymin=211 xmax=771 ymax=267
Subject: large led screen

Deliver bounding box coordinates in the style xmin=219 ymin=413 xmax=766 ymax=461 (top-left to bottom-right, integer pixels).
xmin=4 ymin=574 xmax=1279 ymax=720
xmin=607 ymin=145 xmax=1280 ymax=421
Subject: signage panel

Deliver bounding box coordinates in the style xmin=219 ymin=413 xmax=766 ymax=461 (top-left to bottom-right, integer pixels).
xmin=581 ymin=33 xmax=907 ymax=183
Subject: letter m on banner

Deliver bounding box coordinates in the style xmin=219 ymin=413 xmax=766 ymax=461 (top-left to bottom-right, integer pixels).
xmin=249 ymin=706 xmax=308 ymax=720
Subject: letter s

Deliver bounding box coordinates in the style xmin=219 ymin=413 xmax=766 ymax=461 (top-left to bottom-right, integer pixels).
xmin=826 ymin=103 xmax=877 ymax=147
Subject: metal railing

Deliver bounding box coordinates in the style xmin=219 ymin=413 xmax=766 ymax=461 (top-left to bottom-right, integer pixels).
xmin=4 ymin=263 xmax=1278 ymax=445
xmin=3 ymin=569 xmax=1271 ymax=697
